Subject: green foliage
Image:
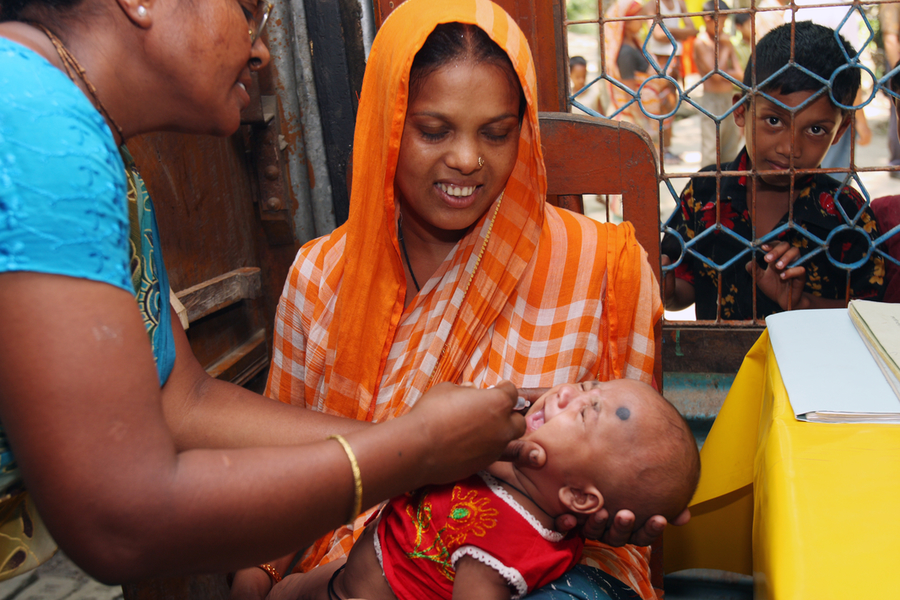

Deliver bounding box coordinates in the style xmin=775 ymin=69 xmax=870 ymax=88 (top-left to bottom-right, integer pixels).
xmin=567 ymin=0 xmax=600 ymax=34
xmin=567 ymin=0 xmax=599 ymax=22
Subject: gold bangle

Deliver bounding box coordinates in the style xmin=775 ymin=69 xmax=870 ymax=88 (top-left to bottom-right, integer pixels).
xmin=256 ymin=563 xmax=282 ymax=584
xmin=328 ymin=434 xmax=363 ymax=525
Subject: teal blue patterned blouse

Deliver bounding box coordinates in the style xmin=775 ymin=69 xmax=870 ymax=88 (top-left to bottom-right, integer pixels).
xmin=0 ymin=37 xmax=175 ymax=500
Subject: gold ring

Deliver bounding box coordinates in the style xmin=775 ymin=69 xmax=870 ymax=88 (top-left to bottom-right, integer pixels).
xmin=478 ymin=156 xmax=484 ymax=168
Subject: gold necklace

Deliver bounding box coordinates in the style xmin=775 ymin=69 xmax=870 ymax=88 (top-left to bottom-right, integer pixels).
xmin=35 ymin=23 xmax=125 ymax=142
xmin=425 ymin=191 xmax=504 ymax=388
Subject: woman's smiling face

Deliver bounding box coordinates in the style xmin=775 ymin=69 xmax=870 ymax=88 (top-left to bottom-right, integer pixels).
xmin=394 ymin=58 xmax=522 ymax=242
xmin=155 ymin=0 xmax=271 ymax=136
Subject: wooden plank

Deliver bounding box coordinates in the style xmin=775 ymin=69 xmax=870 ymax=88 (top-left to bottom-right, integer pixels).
xmin=175 ymin=267 xmax=262 ymax=324
xmin=662 ymin=326 xmax=766 ymax=374
xmin=205 ymin=329 xmax=268 ymax=384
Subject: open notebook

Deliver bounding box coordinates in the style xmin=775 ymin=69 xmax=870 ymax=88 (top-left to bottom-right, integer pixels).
xmin=766 ymin=308 xmax=900 ymax=423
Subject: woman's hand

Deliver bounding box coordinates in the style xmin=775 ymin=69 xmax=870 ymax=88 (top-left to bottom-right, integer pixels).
xmin=264 ymin=560 xmax=346 ymax=600
xmin=409 ymin=381 xmax=524 ymax=486
xmin=229 ymin=567 xmax=274 ymax=600
xmin=553 ymin=507 xmax=691 ymax=546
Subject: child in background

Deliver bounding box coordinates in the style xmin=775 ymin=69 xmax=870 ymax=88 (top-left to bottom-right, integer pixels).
xmin=269 ymin=380 xmax=700 ymax=600
xmin=662 ymin=22 xmax=883 ymax=320
xmin=693 ymin=0 xmax=745 ymax=167
xmin=570 ymin=55 xmax=588 ymax=98
xmin=569 ymin=55 xmax=604 ymax=115
xmin=731 ymin=13 xmax=752 ymax=85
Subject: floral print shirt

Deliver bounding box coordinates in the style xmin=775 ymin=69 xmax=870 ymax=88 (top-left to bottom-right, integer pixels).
xmin=662 ymin=148 xmax=884 ymax=320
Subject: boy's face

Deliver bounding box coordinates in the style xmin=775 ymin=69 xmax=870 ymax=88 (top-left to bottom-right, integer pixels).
xmin=736 ymin=19 xmax=751 ymax=40
xmin=570 ymin=64 xmax=587 ymax=94
xmin=732 ymin=89 xmax=850 ymax=188
xmin=522 ymin=380 xmax=660 ymax=500
xmin=703 ymin=15 xmax=727 ymax=38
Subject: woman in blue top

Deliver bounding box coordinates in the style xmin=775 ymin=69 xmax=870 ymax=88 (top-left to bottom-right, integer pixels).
xmin=0 ymin=0 xmax=538 ymax=584
xmin=0 ymin=0 xmax=670 ymax=588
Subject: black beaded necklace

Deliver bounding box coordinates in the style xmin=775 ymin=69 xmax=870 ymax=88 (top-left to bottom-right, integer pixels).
xmin=397 ymin=215 xmax=421 ymax=292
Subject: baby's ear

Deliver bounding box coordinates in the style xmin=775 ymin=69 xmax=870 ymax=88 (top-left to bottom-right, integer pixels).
xmin=559 ymin=485 xmax=603 ymax=515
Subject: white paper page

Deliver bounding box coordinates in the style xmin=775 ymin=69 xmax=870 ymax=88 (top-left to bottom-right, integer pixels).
xmin=765 ymin=309 xmax=900 ymax=416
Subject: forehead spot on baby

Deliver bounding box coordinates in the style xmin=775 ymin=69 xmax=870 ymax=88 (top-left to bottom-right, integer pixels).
xmin=615 ymin=406 xmax=630 ymax=421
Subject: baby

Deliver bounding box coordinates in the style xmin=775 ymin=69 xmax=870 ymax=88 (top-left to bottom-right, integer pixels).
xmin=269 ymin=379 xmax=700 ymax=600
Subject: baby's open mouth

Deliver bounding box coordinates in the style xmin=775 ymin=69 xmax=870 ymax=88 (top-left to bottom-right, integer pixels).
xmin=525 ymin=410 xmax=544 ymax=432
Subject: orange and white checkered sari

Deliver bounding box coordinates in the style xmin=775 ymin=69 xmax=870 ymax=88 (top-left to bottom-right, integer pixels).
xmin=266 ymin=1 xmax=663 ymax=597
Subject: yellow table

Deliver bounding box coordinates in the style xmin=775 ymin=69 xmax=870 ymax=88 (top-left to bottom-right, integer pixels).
xmin=665 ymin=330 xmax=900 ymax=598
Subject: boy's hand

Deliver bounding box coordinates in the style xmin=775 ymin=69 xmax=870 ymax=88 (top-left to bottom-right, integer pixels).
xmin=661 ymin=255 xmax=677 ymax=305
xmin=660 ymin=254 xmax=695 ymax=311
xmin=745 ymin=242 xmax=808 ymax=310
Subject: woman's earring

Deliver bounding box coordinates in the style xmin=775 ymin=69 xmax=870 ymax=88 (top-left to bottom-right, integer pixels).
xmin=478 ymin=156 xmax=485 ymax=168
xmin=137 ymin=5 xmax=148 ymax=17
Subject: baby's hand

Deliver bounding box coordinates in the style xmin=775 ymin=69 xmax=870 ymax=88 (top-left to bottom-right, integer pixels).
xmin=746 ymin=242 xmax=808 ymax=310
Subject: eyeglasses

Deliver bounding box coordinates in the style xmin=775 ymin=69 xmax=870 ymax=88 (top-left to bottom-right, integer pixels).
xmin=249 ymin=2 xmax=274 ymax=45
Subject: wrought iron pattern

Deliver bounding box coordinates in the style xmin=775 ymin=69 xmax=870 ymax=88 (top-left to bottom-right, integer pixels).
xmin=566 ymin=0 xmax=900 ymax=324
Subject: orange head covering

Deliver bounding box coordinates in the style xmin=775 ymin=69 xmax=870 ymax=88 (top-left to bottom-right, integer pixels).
xmin=326 ymin=0 xmax=546 ymax=419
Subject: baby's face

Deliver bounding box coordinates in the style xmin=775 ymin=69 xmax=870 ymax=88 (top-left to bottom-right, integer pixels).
xmin=523 ymin=380 xmax=657 ymax=489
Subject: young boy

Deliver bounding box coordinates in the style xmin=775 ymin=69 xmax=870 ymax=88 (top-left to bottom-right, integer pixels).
xmin=569 ymin=55 xmax=588 ymax=97
xmin=662 ymin=21 xmax=884 ymax=320
xmin=569 ymin=55 xmax=603 ymax=115
xmin=693 ymin=0 xmax=745 ymax=167
xmin=269 ymin=380 xmax=700 ymax=600
xmin=732 ymin=13 xmax=752 ymax=71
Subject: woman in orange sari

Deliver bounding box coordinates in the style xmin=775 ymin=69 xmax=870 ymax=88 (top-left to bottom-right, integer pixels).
xmin=257 ymin=1 xmax=679 ymax=598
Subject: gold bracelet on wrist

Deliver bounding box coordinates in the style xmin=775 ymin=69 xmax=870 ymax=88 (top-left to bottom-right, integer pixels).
xmin=328 ymin=434 xmax=363 ymax=525
xmin=256 ymin=563 xmax=282 ymax=584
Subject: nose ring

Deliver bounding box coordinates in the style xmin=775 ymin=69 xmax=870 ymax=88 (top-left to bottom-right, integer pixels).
xmin=478 ymin=156 xmax=485 ymax=168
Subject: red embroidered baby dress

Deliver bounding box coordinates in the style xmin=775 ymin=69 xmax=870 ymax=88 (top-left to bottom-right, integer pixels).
xmin=375 ymin=471 xmax=583 ymax=599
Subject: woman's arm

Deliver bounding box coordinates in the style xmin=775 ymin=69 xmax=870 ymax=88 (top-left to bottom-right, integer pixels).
xmin=0 ymin=273 xmax=524 ymax=583
xmin=160 ymin=306 xmax=369 ymax=452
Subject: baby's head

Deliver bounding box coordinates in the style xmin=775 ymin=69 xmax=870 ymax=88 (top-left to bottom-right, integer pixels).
xmin=521 ymin=380 xmax=700 ymax=528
